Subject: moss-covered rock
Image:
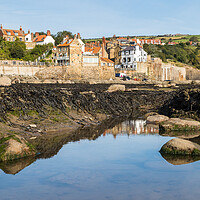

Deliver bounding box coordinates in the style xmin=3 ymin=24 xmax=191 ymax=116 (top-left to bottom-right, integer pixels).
xmin=159 ymin=118 xmax=200 ymax=133
xmin=0 ymin=135 xmax=36 ymax=161
xmin=160 ymin=138 xmax=200 ymax=156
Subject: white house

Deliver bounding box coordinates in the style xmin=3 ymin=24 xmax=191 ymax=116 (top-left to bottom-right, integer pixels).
xmin=33 ymin=30 xmax=55 ymax=46
xmin=118 ymin=45 xmax=147 ymax=70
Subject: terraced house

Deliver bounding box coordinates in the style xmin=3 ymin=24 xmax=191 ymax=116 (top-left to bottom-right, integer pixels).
xmin=53 ymin=33 xmax=85 ymax=66
xmin=0 ymin=24 xmax=25 ymax=42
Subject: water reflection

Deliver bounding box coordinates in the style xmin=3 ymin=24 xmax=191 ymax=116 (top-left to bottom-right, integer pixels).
xmin=0 ymin=156 xmax=36 ymax=175
xmin=103 ymin=120 xmax=159 ymax=138
xmin=1 ymin=119 xmax=200 ymax=200
xmin=160 ymin=153 xmax=200 ymax=165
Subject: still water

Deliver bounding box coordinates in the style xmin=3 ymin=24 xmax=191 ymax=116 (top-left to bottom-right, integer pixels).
xmin=1 ymin=120 xmax=200 ymax=200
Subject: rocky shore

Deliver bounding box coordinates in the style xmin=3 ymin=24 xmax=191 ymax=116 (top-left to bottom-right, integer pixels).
xmin=0 ymin=82 xmax=200 ymax=162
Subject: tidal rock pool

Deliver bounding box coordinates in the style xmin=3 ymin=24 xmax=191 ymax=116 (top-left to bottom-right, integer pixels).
xmin=0 ymin=120 xmax=200 ymax=200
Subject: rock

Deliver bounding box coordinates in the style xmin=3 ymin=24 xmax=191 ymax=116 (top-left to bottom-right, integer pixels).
xmin=0 ymin=76 xmax=11 ymax=86
xmin=160 ymin=138 xmax=200 ymax=155
xmin=144 ymin=112 xmax=158 ymax=118
xmin=0 ymin=135 xmax=36 ymax=161
xmin=29 ymin=124 xmax=37 ymax=128
xmin=30 ymin=137 xmax=37 ymax=140
xmin=107 ymin=84 xmax=125 ymax=92
xmin=43 ymin=79 xmax=58 ymax=84
xmin=147 ymin=115 xmax=169 ymax=123
xmin=160 ymin=118 xmax=200 ymax=133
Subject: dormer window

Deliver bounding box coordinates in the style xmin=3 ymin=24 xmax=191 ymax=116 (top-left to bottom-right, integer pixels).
xmin=15 ymin=32 xmax=18 ymax=36
xmin=7 ymin=31 xmax=11 ymax=35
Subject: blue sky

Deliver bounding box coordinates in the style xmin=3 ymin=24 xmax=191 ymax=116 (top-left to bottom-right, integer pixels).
xmin=0 ymin=0 xmax=199 ymax=38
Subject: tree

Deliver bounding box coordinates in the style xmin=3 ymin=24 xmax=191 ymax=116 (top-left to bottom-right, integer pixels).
xmin=10 ymin=39 xmax=26 ymax=59
xmin=53 ymin=31 xmax=74 ymax=45
xmin=189 ymin=36 xmax=199 ymax=42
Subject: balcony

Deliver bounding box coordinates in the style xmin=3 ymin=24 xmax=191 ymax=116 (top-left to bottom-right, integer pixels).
xmin=57 ymin=56 xmax=69 ymax=61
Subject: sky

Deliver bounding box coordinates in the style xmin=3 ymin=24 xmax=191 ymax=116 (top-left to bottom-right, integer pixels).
xmin=0 ymin=0 xmax=200 ymax=38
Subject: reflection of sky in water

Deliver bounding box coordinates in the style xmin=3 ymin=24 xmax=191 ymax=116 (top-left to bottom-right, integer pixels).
xmin=0 ymin=120 xmax=200 ymax=200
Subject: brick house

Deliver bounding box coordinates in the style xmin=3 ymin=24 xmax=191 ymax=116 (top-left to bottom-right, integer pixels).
xmin=0 ymin=24 xmax=25 ymax=42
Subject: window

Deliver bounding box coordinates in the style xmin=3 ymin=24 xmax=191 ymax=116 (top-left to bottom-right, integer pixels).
xmin=123 ymin=58 xmax=126 ymax=63
xmin=134 ymin=58 xmax=136 ymax=61
xmin=7 ymin=37 xmax=10 ymax=41
xmin=7 ymin=32 xmax=11 ymax=35
xmin=26 ymin=38 xmax=28 ymax=41
xmin=128 ymin=57 xmax=131 ymax=62
xmin=13 ymin=38 xmax=15 ymax=41
xmin=15 ymin=32 xmax=18 ymax=36
xmin=20 ymin=38 xmax=22 ymax=41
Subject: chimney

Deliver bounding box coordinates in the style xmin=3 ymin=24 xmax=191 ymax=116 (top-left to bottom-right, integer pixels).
xmin=77 ymin=33 xmax=80 ymax=39
xmin=20 ymin=26 xmax=22 ymax=31
xmin=28 ymin=29 xmax=30 ymax=34
xmin=35 ymin=32 xmax=39 ymax=38
xmin=31 ymin=33 xmax=34 ymax=41
xmin=47 ymin=30 xmax=51 ymax=36
xmin=74 ymin=34 xmax=77 ymax=39
xmin=102 ymin=37 xmax=106 ymax=58
xmin=0 ymin=24 xmax=2 ymax=30
xmin=65 ymin=35 xmax=69 ymax=40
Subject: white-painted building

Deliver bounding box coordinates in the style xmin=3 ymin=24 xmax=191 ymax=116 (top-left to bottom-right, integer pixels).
xmin=33 ymin=30 xmax=55 ymax=46
xmin=117 ymin=45 xmax=147 ymax=70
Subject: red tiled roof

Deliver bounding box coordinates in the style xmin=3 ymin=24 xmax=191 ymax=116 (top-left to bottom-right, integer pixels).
xmin=33 ymin=35 xmax=47 ymax=42
xmin=100 ymin=57 xmax=114 ymax=63
xmin=85 ymin=46 xmax=101 ymax=54
xmin=2 ymin=29 xmax=24 ymax=36
xmin=57 ymin=39 xmax=73 ymax=47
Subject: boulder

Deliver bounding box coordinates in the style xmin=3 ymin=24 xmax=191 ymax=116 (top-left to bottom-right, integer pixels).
xmin=107 ymin=84 xmax=125 ymax=92
xmin=160 ymin=138 xmax=200 ymax=155
xmin=160 ymin=118 xmax=200 ymax=133
xmin=0 ymin=76 xmax=11 ymax=86
xmin=0 ymin=135 xmax=36 ymax=161
xmin=147 ymin=115 xmax=169 ymax=123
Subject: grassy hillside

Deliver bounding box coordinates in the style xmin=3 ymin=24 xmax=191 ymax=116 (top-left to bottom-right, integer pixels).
xmin=143 ymin=43 xmax=200 ymax=69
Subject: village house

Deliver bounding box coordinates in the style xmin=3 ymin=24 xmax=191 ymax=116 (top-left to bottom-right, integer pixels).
xmin=33 ymin=30 xmax=55 ymax=46
xmin=25 ymin=30 xmax=36 ymax=49
xmin=54 ymin=33 xmax=85 ymax=66
xmin=117 ymin=45 xmax=147 ymax=70
xmin=140 ymin=39 xmax=162 ymax=45
xmin=0 ymin=24 xmax=25 ymax=42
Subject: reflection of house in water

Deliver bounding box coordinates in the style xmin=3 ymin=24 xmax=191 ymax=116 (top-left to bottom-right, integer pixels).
xmin=103 ymin=120 xmax=159 ymax=138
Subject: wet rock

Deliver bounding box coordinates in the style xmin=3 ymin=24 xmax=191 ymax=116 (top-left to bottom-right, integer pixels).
xmin=147 ymin=115 xmax=169 ymax=123
xmin=0 ymin=135 xmax=36 ymax=161
xmin=107 ymin=84 xmax=125 ymax=92
xmin=0 ymin=76 xmax=11 ymax=86
xmin=160 ymin=138 xmax=200 ymax=155
xmin=160 ymin=118 xmax=200 ymax=133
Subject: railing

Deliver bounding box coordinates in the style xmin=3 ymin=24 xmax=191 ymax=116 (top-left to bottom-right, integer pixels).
xmin=0 ymin=60 xmax=55 ymax=67
xmin=57 ymin=56 xmax=69 ymax=60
